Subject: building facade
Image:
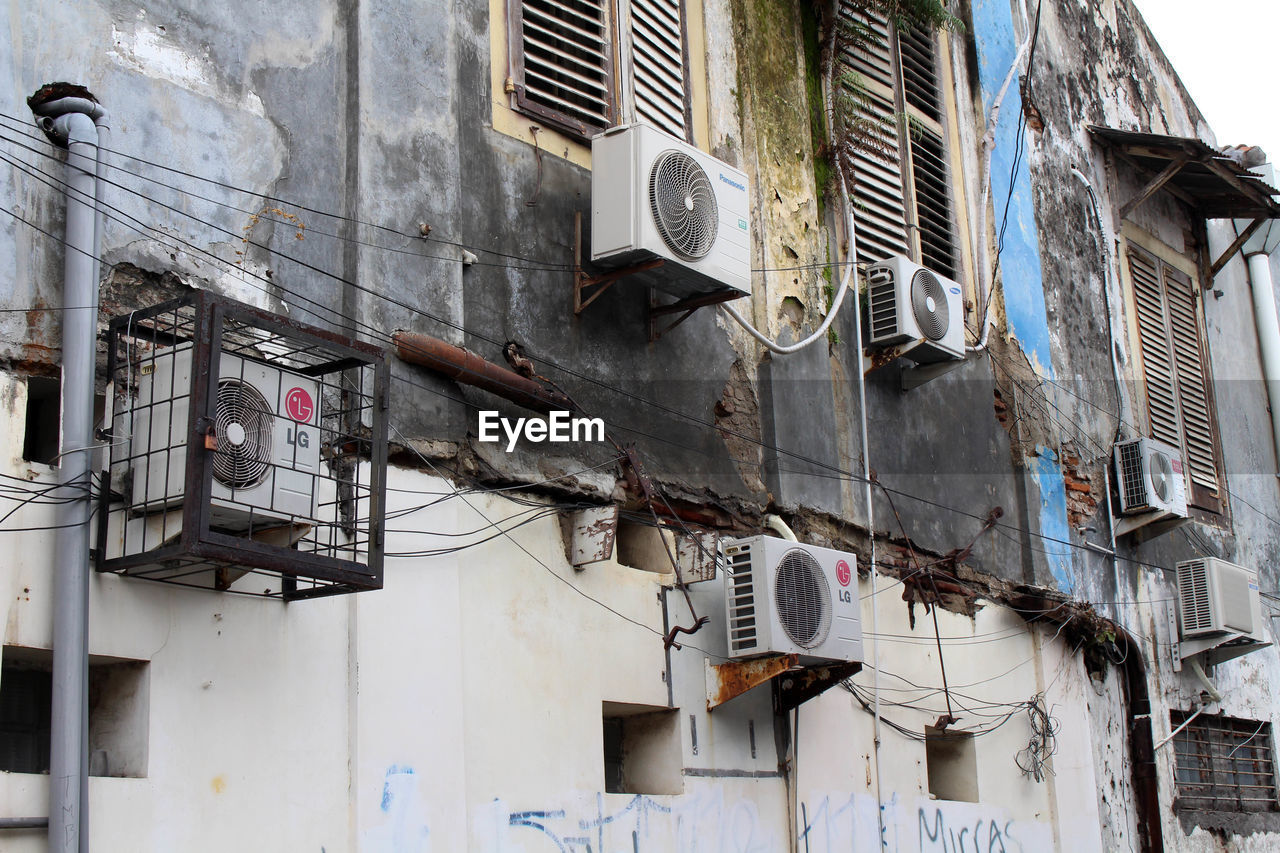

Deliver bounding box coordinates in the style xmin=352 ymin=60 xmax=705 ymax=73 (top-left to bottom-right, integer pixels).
xmin=2 ymin=0 xmax=1279 ymax=850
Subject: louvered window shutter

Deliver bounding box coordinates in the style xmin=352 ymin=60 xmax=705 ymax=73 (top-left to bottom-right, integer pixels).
xmin=838 ymin=7 xmax=909 ymax=265
xmin=1128 ymin=245 xmax=1222 ymax=509
xmin=899 ymin=25 xmax=956 ymax=279
xmin=628 ymin=0 xmax=689 ymax=140
xmin=838 ymin=9 xmax=955 ymax=277
xmin=1164 ymin=267 xmax=1219 ymax=500
xmin=512 ymin=0 xmax=617 ymax=136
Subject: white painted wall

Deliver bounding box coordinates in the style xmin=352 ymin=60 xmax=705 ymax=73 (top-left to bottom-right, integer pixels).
xmin=0 ymin=422 xmax=1116 ymax=851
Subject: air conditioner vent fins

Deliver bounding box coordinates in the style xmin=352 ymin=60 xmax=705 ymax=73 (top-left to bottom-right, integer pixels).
xmin=649 ymin=150 xmax=717 ymax=261
xmin=1177 ymin=558 xmax=1213 ymax=633
xmin=726 ymin=546 xmax=758 ymax=654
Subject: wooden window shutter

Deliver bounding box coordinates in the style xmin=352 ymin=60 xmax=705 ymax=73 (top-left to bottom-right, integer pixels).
xmin=1129 ymin=247 xmax=1181 ymax=445
xmin=838 ymin=6 xmax=910 ymax=265
xmin=512 ymin=0 xmax=616 ymax=136
xmin=899 ymin=25 xmax=956 ymax=279
xmin=1127 ymin=245 xmax=1222 ymax=509
xmin=628 ymin=0 xmax=689 ymax=139
xmin=1164 ymin=266 xmax=1219 ymax=499
xmin=837 ymin=8 xmax=955 ymax=276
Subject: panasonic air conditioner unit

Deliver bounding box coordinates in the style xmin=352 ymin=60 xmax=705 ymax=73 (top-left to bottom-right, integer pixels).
xmin=591 ymin=123 xmax=751 ymax=300
xmin=127 ymin=345 xmax=322 ymax=531
xmin=723 ymin=536 xmax=863 ymax=665
xmin=1114 ymin=436 xmax=1188 ymax=520
xmin=1176 ymin=557 xmax=1266 ymax=644
xmin=866 ymin=255 xmax=965 ymax=362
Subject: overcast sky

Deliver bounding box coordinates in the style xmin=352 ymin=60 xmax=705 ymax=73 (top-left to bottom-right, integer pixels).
xmin=1134 ymin=1 xmax=1280 ymax=160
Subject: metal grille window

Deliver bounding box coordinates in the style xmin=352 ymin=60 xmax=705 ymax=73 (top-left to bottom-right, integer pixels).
xmin=508 ymin=0 xmax=690 ymax=140
xmin=837 ymin=5 xmax=957 ymax=278
xmin=1171 ymin=711 xmax=1279 ymax=813
xmin=1127 ymin=245 xmax=1223 ymax=512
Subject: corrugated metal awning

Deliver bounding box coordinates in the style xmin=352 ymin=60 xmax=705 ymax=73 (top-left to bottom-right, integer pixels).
xmin=1089 ymin=125 xmax=1280 ymax=220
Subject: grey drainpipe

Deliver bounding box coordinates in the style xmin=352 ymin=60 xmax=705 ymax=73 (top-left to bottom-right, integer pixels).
xmin=29 ymin=88 xmax=109 ymax=853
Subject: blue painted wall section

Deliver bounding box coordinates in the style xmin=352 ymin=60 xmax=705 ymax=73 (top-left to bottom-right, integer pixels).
xmin=974 ymin=1 xmax=1075 ymax=593
xmin=973 ymin=0 xmax=1054 ymax=380
xmin=1029 ymin=446 xmax=1075 ymax=592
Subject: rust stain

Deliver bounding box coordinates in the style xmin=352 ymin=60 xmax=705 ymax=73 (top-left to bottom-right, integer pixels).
xmin=708 ymin=654 xmax=798 ymax=709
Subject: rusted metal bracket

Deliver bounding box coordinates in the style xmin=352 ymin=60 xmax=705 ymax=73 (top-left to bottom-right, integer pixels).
xmin=1210 ymin=217 xmax=1266 ymax=279
xmin=776 ymin=661 xmax=863 ymax=712
xmin=706 ymin=654 xmax=798 ymax=710
xmin=648 ymin=288 xmax=741 ymax=343
xmin=573 ymin=211 xmax=664 ymax=315
xmin=565 ymin=505 xmax=619 ymax=570
xmin=1118 ymin=156 xmax=1188 ymax=220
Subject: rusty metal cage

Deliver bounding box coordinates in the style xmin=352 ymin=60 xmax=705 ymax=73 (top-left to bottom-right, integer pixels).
xmin=96 ymin=291 xmax=388 ymax=599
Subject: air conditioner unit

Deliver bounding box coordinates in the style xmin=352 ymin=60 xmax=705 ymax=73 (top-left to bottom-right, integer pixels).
xmin=723 ymin=536 xmax=863 ymax=665
xmin=1176 ymin=557 xmax=1266 ymax=644
xmin=866 ymin=255 xmax=964 ymax=362
xmin=1114 ymin=436 xmax=1188 ymax=520
xmin=126 ymin=345 xmax=322 ymax=531
xmin=591 ymin=123 xmax=751 ymax=300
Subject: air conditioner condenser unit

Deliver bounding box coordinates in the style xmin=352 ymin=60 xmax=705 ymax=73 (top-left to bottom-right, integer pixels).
xmin=125 ymin=345 xmax=322 ymax=532
xmin=866 ymin=254 xmax=965 ymax=362
xmin=1114 ymin=436 xmax=1188 ymax=520
xmin=1176 ymin=557 xmax=1266 ymax=643
xmin=723 ymin=536 xmax=863 ymax=665
xmin=592 ymin=123 xmax=751 ymax=300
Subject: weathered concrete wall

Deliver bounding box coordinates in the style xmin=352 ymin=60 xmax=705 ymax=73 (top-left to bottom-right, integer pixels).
xmin=5 ymin=0 xmax=1280 ymax=850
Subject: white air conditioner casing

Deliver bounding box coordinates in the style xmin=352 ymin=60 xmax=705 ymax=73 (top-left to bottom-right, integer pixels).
xmin=1176 ymin=557 xmax=1266 ymax=644
xmin=126 ymin=345 xmax=322 ymax=531
xmin=866 ymin=255 xmax=965 ymax=362
xmin=592 ymin=123 xmax=751 ymax=300
xmin=1114 ymin=436 xmax=1188 ymax=520
xmin=723 ymin=536 xmax=863 ymax=665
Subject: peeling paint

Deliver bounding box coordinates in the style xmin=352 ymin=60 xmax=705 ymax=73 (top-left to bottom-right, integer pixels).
xmin=974 ymin=0 xmax=1053 ymax=380
xmin=1028 ymin=445 xmax=1074 ymax=593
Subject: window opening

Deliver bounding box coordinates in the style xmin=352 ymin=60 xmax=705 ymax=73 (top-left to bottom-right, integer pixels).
xmin=601 ymin=702 xmax=682 ymax=794
xmin=925 ymin=726 xmax=978 ymax=802
xmin=1171 ymin=710 xmax=1278 ymax=813
xmin=0 ymin=647 xmax=149 ymax=778
xmin=23 ymin=375 xmax=60 ymax=465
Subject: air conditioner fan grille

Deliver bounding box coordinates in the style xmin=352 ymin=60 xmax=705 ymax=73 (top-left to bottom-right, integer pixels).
xmin=910 ymin=268 xmax=949 ymax=341
xmin=1148 ymin=449 xmax=1174 ymax=504
xmin=212 ymin=378 xmax=274 ymax=489
xmin=649 ymin=150 xmax=718 ymax=261
xmin=774 ymin=549 xmax=831 ymax=649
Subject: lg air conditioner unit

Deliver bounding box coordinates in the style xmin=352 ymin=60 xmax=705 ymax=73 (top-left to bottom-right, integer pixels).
xmin=723 ymin=536 xmax=863 ymax=665
xmin=1114 ymin=436 xmax=1188 ymax=520
xmin=866 ymin=255 xmax=965 ymax=363
xmin=126 ymin=345 xmax=322 ymax=531
xmin=1176 ymin=557 xmax=1266 ymax=644
xmin=592 ymin=123 xmax=751 ymax=300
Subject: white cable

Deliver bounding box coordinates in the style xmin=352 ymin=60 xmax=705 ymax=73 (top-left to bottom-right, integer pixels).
xmin=718 ymin=21 xmax=856 ymax=363
xmin=969 ymin=0 xmax=1034 ymax=353
xmin=763 ymin=513 xmax=798 ymax=541
xmin=717 ymin=171 xmax=855 ymax=354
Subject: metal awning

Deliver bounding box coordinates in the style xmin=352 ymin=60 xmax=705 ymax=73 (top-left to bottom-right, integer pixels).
xmin=1089 ymin=125 xmax=1280 ymax=275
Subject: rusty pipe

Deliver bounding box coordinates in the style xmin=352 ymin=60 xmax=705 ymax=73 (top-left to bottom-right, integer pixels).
xmin=391 ymin=330 xmax=573 ymax=414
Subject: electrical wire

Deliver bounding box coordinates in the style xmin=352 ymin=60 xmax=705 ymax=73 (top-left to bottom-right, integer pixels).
xmin=4 ymin=120 xmax=1274 ymax=601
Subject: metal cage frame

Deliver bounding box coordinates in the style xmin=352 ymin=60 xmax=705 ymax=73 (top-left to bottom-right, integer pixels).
xmin=96 ymin=291 xmax=388 ymax=600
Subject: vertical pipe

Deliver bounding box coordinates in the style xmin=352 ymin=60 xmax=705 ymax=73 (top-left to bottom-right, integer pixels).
xmin=1246 ymin=251 xmax=1280 ymax=473
xmin=30 ymin=95 xmax=108 ymax=853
